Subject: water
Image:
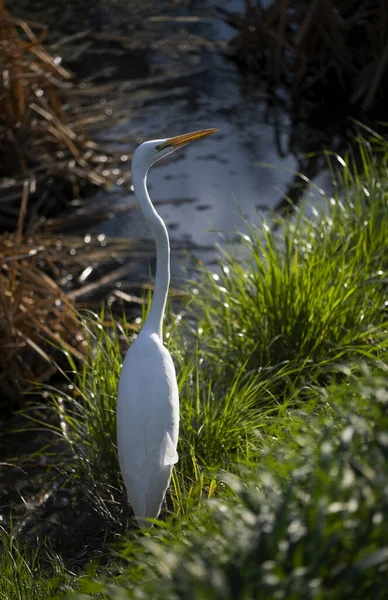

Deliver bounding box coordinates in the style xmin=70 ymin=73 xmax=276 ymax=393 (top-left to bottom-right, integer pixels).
xmin=89 ymin=0 xmax=333 ymax=274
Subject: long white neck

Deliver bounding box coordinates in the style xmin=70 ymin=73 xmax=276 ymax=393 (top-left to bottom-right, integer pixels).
xmin=133 ymin=166 xmax=170 ymax=339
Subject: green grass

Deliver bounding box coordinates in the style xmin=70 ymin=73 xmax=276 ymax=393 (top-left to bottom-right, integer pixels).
xmin=66 ymin=371 xmax=388 ymax=600
xmin=31 ymin=310 xmax=275 ymax=525
xmin=3 ymin=132 xmax=388 ymax=597
xmin=27 ymin=312 xmax=127 ymax=525
xmin=192 ymin=180 xmax=388 ymax=397
xmin=0 ymin=529 xmax=67 ymax=600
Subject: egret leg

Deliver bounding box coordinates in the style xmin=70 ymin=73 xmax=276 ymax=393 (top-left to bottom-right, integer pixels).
xmin=121 ymin=501 xmax=129 ymax=533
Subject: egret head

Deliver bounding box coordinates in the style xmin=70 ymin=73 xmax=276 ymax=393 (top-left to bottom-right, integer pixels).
xmin=132 ymin=128 xmax=219 ymax=175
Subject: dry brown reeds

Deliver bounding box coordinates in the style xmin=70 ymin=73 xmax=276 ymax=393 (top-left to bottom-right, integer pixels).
xmin=0 ymin=1 xmax=124 ymax=230
xmin=225 ymin=0 xmax=388 ymax=111
xmin=0 ymin=183 xmax=153 ymax=408
xmin=0 ymin=185 xmax=81 ymax=406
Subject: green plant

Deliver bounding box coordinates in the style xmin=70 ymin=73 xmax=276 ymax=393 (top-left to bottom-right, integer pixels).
xmin=189 ymin=135 xmax=388 ymax=398
xmin=66 ymin=372 xmax=388 ymax=600
xmin=35 ymin=311 xmax=278 ymax=526
xmin=0 ymin=529 xmax=67 ymax=600
xmin=29 ymin=311 xmax=128 ymax=525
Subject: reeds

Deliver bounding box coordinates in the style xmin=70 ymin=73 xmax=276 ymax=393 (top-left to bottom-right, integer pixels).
xmin=0 ymin=184 xmax=154 ymax=407
xmin=0 ymin=184 xmax=82 ymax=405
xmin=0 ymin=2 xmax=139 ymax=403
xmin=226 ymin=0 xmax=388 ymax=110
xmin=0 ymin=1 xmax=125 ymax=230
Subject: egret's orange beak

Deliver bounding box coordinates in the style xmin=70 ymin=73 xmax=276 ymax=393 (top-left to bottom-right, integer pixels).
xmin=160 ymin=128 xmax=219 ymax=149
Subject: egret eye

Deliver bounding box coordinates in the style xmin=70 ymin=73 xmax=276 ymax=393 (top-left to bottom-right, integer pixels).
xmin=155 ymin=144 xmax=162 ymax=152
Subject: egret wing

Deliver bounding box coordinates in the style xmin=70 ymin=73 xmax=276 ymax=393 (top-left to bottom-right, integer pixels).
xmin=162 ymin=431 xmax=179 ymax=466
xmin=117 ymin=336 xmax=179 ymax=483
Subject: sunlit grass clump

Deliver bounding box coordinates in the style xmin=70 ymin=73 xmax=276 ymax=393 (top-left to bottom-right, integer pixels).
xmin=193 ymin=144 xmax=388 ymax=397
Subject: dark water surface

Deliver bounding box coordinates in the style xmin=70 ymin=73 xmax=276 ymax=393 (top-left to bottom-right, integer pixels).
xmin=86 ymin=0 xmax=335 ymax=271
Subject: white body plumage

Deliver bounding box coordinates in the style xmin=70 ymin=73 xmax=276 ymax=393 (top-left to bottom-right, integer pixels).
xmin=117 ymin=329 xmax=179 ymax=524
xmin=116 ymin=128 xmax=218 ymax=527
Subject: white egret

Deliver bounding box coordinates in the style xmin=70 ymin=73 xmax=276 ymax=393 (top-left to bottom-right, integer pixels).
xmin=117 ymin=128 xmax=218 ymax=527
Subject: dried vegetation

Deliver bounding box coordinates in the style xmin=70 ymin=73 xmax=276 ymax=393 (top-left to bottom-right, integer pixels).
xmin=0 ymin=2 xmax=136 ymax=407
xmin=224 ymin=0 xmax=388 ymax=111
xmin=0 ymin=184 xmax=144 ymax=406
xmin=0 ymin=0 xmax=127 ymax=230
